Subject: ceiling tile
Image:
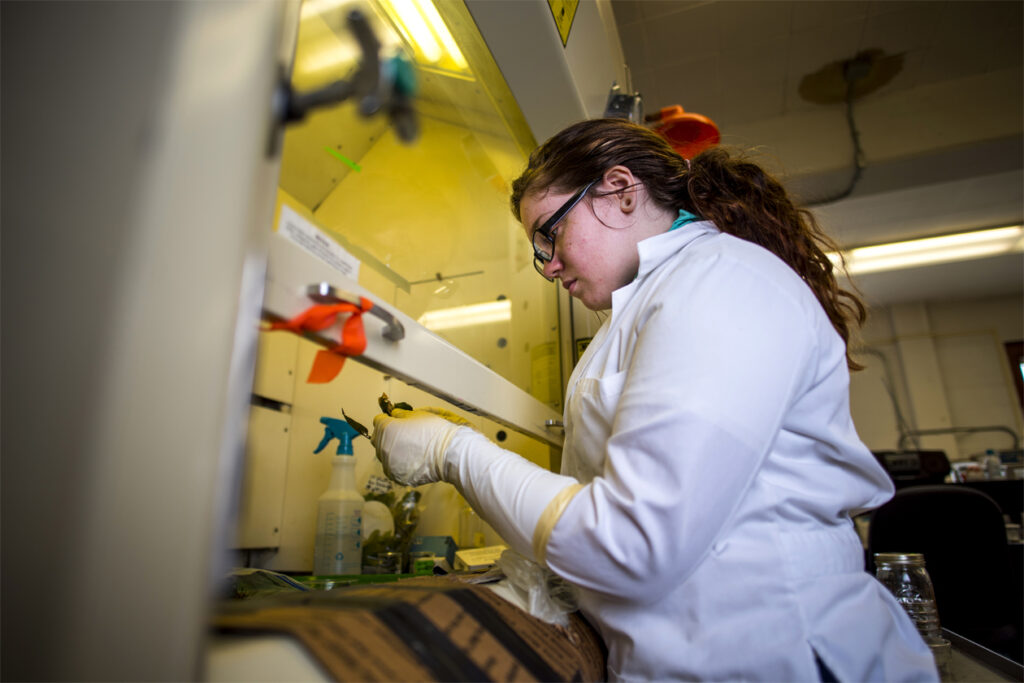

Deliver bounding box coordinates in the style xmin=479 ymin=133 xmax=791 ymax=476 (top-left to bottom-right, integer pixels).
xmin=989 ymin=30 xmax=1024 ymax=71
xmin=791 ymin=1 xmax=869 ymax=33
xmin=649 ymin=55 xmax=720 ymax=116
xmin=719 ymin=35 xmax=790 ymax=90
xmin=989 ymin=0 xmax=1024 ymax=26
xmin=632 ymin=66 xmax=661 ymax=109
xmin=640 ymin=0 xmax=713 ymax=22
xmin=939 ymin=0 xmax=1023 ymax=37
xmin=717 ymin=1 xmax=795 ymax=47
xmin=924 ymin=3 xmax=1023 ymax=79
xmin=936 ymin=6 xmax=1010 ymax=58
xmin=616 ymin=18 xmax=650 ymax=72
xmin=859 ymin=4 xmax=942 ymax=55
xmin=715 ymin=79 xmax=786 ymax=127
xmin=866 ymin=1 xmax=932 ymax=18
xmin=609 ymin=0 xmax=645 ymax=27
xmin=917 ymin=39 xmax=994 ymax=86
xmin=645 ymin=2 xmax=722 ymax=65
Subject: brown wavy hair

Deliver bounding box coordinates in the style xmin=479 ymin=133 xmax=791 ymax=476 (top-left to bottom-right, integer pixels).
xmin=511 ymin=118 xmax=867 ymax=370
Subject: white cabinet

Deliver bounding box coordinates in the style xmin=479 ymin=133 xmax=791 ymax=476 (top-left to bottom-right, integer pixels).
xmin=235 ymin=406 xmax=292 ymax=549
xmin=251 ymin=331 xmax=298 ymax=405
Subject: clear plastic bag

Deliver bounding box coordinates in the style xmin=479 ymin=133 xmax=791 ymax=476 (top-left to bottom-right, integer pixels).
xmin=494 ymin=549 xmax=578 ymax=626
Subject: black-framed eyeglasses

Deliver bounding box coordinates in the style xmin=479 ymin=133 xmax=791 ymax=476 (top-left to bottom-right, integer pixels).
xmin=531 ymin=180 xmax=598 ymax=281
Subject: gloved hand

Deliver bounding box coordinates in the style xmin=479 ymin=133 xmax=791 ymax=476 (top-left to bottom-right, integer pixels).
xmin=372 ymin=407 xmax=471 ymax=486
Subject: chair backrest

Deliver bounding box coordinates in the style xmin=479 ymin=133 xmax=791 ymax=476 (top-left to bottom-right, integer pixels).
xmin=866 ymin=484 xmax=1008 ymax=632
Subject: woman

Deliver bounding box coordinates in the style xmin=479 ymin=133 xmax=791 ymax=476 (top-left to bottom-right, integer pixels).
xmin=373 ymin=119 xmax=937 ymax=681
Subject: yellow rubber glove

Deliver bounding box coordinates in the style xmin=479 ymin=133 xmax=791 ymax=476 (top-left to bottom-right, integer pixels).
xmin=372 ymin=408 xmax=472 ymax=486
xmin=392 ymin=406 xmax=473 ymax=426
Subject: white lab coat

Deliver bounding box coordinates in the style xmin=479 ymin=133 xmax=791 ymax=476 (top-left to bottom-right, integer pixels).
xmin=540 ymin=222 xmax=938 ymax=681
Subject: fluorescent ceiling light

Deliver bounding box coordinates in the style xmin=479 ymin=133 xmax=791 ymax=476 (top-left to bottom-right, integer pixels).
xmin=391 ymin=0 xmax=441 ymax=62
xmin=379 ymin=0 xmax=467 ymax=71
xmin=419 ymin=300 xmax=511 ymax=331
xmin=411 ymin=0 xmax=468 ymax=69
xmin=828 ymin=225 xmax=1024 ymax=275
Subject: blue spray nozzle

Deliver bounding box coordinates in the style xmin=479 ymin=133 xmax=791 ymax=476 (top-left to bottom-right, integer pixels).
xmin=314 ymin=417 xmax=363 ymax=455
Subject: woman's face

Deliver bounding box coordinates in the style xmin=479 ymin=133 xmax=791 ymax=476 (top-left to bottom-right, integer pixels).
xmin=520 ymin=184 xmax=641 ymax=311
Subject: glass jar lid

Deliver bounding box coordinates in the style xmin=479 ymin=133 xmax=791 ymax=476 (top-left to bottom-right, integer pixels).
xmin=874 ymin=552 xmax=926 ymax=565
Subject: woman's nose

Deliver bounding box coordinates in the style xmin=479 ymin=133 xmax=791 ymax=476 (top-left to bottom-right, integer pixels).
xmin=543 ymin=254 xmax=561 ymax=280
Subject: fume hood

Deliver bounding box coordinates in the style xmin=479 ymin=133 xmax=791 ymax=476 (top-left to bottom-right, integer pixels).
xmin=1 ymin=0 xmax=626 ymax=680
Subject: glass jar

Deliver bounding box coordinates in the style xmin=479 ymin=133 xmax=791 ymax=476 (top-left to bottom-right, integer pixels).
xmin=875 ymin=553 xmax=943 ymax=642
xmin=874 ymin=552 xmax=953 ymax=680
xmin=362 ymin=550 xmax=403 ymax=575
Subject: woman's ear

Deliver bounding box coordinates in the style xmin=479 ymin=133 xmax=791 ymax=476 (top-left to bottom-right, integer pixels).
xmin=602 ymin=165 xmax=639 ymax=214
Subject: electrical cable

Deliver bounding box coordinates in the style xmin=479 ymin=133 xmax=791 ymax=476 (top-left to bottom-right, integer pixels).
xmin=807 ymin=59 xmax=869 ymax=207
xmin=860 ymin=347 xmax=921 ymax=450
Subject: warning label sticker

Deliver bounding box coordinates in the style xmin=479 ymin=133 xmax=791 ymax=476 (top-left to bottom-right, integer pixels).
xmin=278 ymin=205 xmax=360 ymax=280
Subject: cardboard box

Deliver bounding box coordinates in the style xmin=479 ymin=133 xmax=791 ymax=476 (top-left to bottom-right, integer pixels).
xmin=213 ymin=575 xmax=606 ymax=681
xmin=454 ymin=545 xmax=506 ymax=572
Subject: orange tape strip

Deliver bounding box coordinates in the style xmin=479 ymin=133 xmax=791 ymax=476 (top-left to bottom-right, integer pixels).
xmin=270 ymin=299 xmax=373 ymax=383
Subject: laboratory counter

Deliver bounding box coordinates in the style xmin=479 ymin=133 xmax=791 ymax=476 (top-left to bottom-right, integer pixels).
xmin=205 ymin=573 xmax=1024 ymax=682
xmin=943 ymin=629 xmax=1024 ymax=682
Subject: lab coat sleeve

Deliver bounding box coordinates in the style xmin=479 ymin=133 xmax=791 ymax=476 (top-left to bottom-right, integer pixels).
xmin=443 ymin=428 xmax=582 ymax=557
xmin=543 ymin=253 xmax=821 ymax=603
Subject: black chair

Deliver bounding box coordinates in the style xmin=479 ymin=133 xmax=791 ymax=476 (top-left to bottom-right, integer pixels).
xmin=959 ymin=479 xmax=1024 ymax=525
xmin=867 ymin=484 xmax=1022 ymax=663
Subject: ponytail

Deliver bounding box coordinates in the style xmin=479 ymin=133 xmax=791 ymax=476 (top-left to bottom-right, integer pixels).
xmin=686 ymin=147 xmax=867 ymax=370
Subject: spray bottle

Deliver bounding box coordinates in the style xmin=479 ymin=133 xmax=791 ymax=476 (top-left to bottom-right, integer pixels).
xmin=312 ymin=417 xmax=364 ymax=575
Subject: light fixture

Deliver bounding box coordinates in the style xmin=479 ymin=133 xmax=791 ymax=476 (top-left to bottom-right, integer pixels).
xmin=378 ymin=0 xmax=468 ymax=71
xmin=418 ymin=300 xmax=511 ymax=331
xmin=412 ymin=0 xmax=467 ymax=69
xmin=829 ymin=225 xmax=1024 ymax=275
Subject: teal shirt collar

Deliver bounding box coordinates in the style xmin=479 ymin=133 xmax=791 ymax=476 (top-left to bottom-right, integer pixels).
xmin=669 ymin=209 xmax=701 ymax=231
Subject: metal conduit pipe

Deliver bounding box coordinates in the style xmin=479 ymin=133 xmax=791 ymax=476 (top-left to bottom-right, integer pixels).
xmin=897 ymin=426 xmax=1021 ymax=452
xmin=859 ymin=347 xmax=922 ymax=450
